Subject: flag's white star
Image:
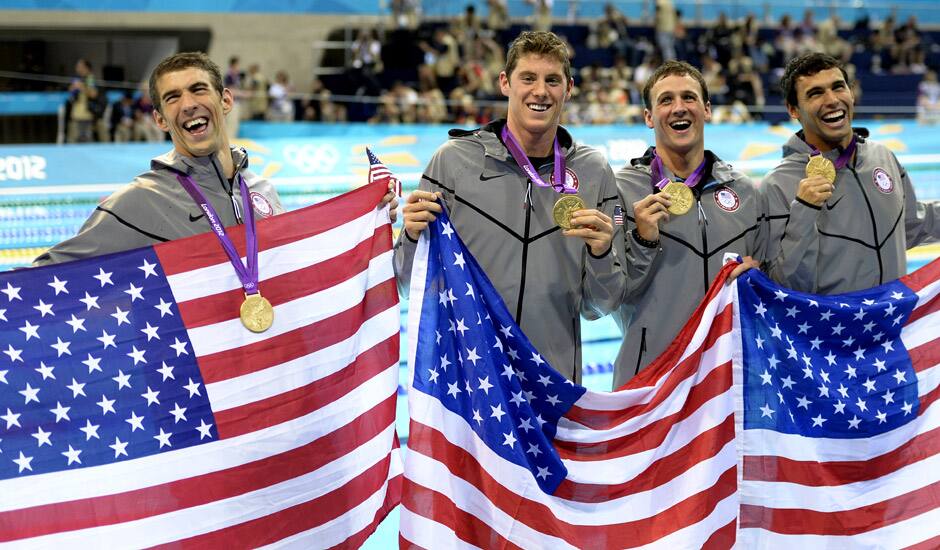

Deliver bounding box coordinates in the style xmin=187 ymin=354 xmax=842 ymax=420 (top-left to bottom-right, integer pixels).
xmin=48 ymin=276 xmax=69 ymax=295
xmin=848 ymin=416 xmax=862 ymax=429
xmin=507 ymin=347 xmax=519 ymax=361
xmin=768 ymin=355 xmax=780 ymax=369
xmin=19 ymin=383 xmax=39 ymax=404
xmin=19 ymin=320 xmax=40 ymax=340
xmin=67 ymin=377 xmax=86 ymax=398
xmin=126 ymin=411 xmax=145 ymax=432
xmin=13 ymin=451 xmax=33 ymax=472
xmin=157 ymin=361 xmax=175 ymax=381
xmin=759 ymin=403 xmax=774 ymax=418
xmin=446 ymin=289 xmax=457 ymax=307
xmin=546 ymin=394 xmax=561 ymax=406
xmin=819 ymin=310 xmax=833 ymax=321
xmin=892 ymin=315 xmax=904 ymax=326
xmin=855 ymin=397 xmax=868 ymax=412
xmin=811 ymin=414 xmax=827 ymax=427
xmin=852 ymin=347 xmax=865 ymax=361
xmin=111 ymin=306 xmax=130 ymax=326
xmin=427 ymin=368 xmax=440 ymax=383
xmin=97 ymin=330 xmax=116 ymax=349
xmin=501 ymin=363 xmax=516 ymax=380
xmin=466 ymin=347 xmax=481 ymax=366
xmin=439 ymin=354 xmax=451 ymax=372
xmin=769 ymin=323 xmax=782 ymax=340
xmin=902 ymin=402 xmax=914 ymax=415
xmin=834 ymin=401 xmax=846 ymax=414
xmin=49 ymin=401 xmax=71 ymax=422
xmin=477 ymin=375 xmax=493 ymax=394
xmin=875 ymin=410 xmax=888 ymax=424
xmin=884 ymin=302 xmax=897 ymax=317
xmin=65 ymin=314 xmax=86 ymax=333
xmin=862 ymin=378 xmax=877 ymax=393
xmin=891 ymin=291 xmax=905 ymax=300
xmin=0 ymin=308 xmax=5 ymax=321
xmin=441 ymin=221 xmax=455 ymax=239
xmin=818 ymin=384 xmax=830 ymax=398
xmin=112 ymin=369 xmax=132 ymax=390
xmin=802 ymin=365 xmax=814 ymax=379
xmin=454 ymin=318 xmax=469 ymax=337
xmin=97 ymin=394 xmax=117 ymax=415
xmin=785 ymin=305 xmax=800 ymax=318
xmin=1 ymin=282 xmax=22 ymax=301
xmin=452 ymin=252 xmax=466 ymax=270
xmin=31 ymin=426 xmax=52 ymax=447
xmin=196 ymin=419 xmax=214 ymax=439
xmin=527 ymin=443 xmax=543 ymax=457
xmin=535 ymin=414 xmax=546 ymax=427
xmin=774 ymin=289 xmax=788 ymax=302
xmin=154 ymin=428 xmax=173 ymax=448
xmin=490 ymin=404 xmax=506 ymax=422
xmin=538 ymin=374 xmax=553 ymax=387
xmin=893 ymin=369 xmax=907 ymax=384
xmin=93 ymin=267 xmax=114 ymax=286
xmin=755 ymin=336 xmax=765 ymax=349
xmin=500 ymin=325 xmax=513 ymax=339
xmin=183 ymin=378 xmax=201 ymax=397
xmin=831 ymin=323 xmax=845 ymax=335
xmin=873 ymin=358 xmax=887 ymax=372
xmin=82 ymin=353 xmax=102 ymax=373
xmin=845 ymin=365 xmax=857 ymax=379
xmin=797 ymin=322 xmax=811 ymax=334
xmin=436 ymin=330 xmax=442 ymax=345
xmin=127 ymin=346 xmax=147 ymax=365
xmin=139 ymin=259 xmax=159 ymax=278
xmin=754 ymin=301 xmax=767 ymax=317
xmin=438 ymin=290 xmax=448 ymax=306
xmin=33 ymin=300 xmax=54 ymax=317
xmin=853 ymin=308 xmax=866 ymax=321
xmin=862 ymin=321 xmax=876 ymax=333
xmin=141 ymin=386 xmax=160 ymax=405
xmin=882 ymin=389 xmax=895 ymax=405
xmin=509 ymin=390 xmax=526 ymax=406
xmin=110 ymin=437 xmax=129 ymax=458
xmin=465 ymin=282 xmax=476 ymax=300
xmin=759 ymin=370 xmax=773 ymax=385
xmin=154 ymin=298 xmax=174 ymax=317
xmin=518 ymin=417 xmax=534 ymax=433
xmin=1 ymin=408 xmax=21 ymax=429
xmin=62 ymin=445 xmax=82 ymax=465
xmin=79 ymin=419 xmax=100 ymax=440
xmin=124 ymin=283 xmax=144 ymax=302
xmin=836 ymin=384 xmax=849 ymax=399
xmin=50 ymin=337 xmax=72 ymax=357
xmin=79 ymin=291 xmax=100 ymax=310
xmin=502 ymin=431 xmax=516 ymax=449
xmin=472 ymin=409 xmax=483 ymax=425
xmin=823 ymin=351 xmax=837 ymax=366
xmin=536 ymin=466 xmax=552 ymax=480
xmin=780 ymin=376 xmax=795 ymax=390
xmin=882 ymin=340 xmax=895 ymax=353
xmin=0 ymin=369 xmax=7 ymax=384
xmin=530 ymin=352 xmax=545 ymax=366
xmin=786 ymin=345 xmax=798 ymax=360
xmin=446 ymin=381 xmax=461 ymax=398
xmin=170 ymin=403 xmax=186 ymax=424
xmin=796 ymin=395 xmax=811 ymax=409
xmin=170 ymin=338 xmax=190 ymax=356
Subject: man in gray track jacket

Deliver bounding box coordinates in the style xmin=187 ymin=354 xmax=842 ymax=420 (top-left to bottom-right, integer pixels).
xmin=613 ymin=61 xmax=764 ymax=388
xmin=764 ymin=53 xmax=940 ymax=294
xmin=35 ymin=51 xmax=394 ymax=266
xmin=395 ymin=31 xmax=624 ymax=383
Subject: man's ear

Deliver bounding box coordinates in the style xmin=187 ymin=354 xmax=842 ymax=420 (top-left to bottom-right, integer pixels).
xmin=221 ymin=88 xmax=234 ymax=115
xmin=152 ymin=107 xmax=170 ymax=132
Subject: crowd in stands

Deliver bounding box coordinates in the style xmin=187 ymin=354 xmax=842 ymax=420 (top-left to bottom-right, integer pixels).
xmin=62 ymin=3 xmax=940 ymax=141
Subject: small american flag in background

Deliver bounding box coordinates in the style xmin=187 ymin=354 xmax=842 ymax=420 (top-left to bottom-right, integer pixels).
xmin=367 ymin=147 xmax=400 ymax=197
xmin=401 ymin=200 xmax=940 ymax=548
xmin=613 ymin=204 xmax=624 ymax=226
xmin=0 ymin=180 xmax=401 ymax=547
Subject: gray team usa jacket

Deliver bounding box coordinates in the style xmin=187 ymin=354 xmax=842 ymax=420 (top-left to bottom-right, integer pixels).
xmin=763 ymin=130 xmax=940 ymax=294
xmin=613 ymin=148 xmax=766 ymax=388
xmin=394 ymin=120 xmax=625 ymax=383
xmin=34 ymin=147 xmax=284 ymax=265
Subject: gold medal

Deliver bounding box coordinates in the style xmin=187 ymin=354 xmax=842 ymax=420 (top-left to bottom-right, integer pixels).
xmin=662 ymin=181 xmax=694 ymax=216
xmin=553 ymin=195 xmax=586 ymax=229
xmin=806 ymin=155 xmax=836 ymax=184
xmin=240 ymin=292 xmax=274 ymax=333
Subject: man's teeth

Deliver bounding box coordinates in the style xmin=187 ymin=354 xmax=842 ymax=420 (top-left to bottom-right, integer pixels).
xmin=528 ymin=104 xmax=549 ymax=112
xmin=670 ymin=120 xmax=691 ymax=130
xmin=184 ymin=118 xmax=208 ymax=129
xmin=822 ymin=110 xmax=845 ymax=122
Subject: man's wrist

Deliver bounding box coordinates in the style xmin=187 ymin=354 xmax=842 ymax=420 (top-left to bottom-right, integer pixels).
xmin=631 ymin=227 xmax=660 ymax=248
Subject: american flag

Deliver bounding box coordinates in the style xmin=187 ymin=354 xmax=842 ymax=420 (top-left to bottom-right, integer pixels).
xmin=0 ymin=181 xmax=402 ymax=546
xmin=367 ymin=147 xmax=400 ymax=197
xmin=613 ymin=204 xmax=624 ymax=226
xmin=401 ymin=204 xmax=940 ymax=548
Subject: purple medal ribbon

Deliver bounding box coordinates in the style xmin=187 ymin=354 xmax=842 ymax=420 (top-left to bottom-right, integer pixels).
xmin=175 ymin=172 xmax=260 ymax=295
xmin=650 ymin=150 xmax=708 ymax=190
xmin=500 ymin=125 xmax=576 ymax=194
xmin=808 ymin=134 xmax=858 ymax=169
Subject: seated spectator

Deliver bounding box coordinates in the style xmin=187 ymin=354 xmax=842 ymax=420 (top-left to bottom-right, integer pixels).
xmin=66 ymin=58 xmax=101 ymax=143
xmin=417 ymin=81 xmax=447 ymax=123
xmin=817 ymin=17 xmax=851 ymax=63
xmin=266 ymin=70 xmax=295 ymax=122
xmin=303 ymin=78 xmax=347 ymax=122
xmin=701 ymin=56 xmax=729 ymax=105
xmin=132 ymin=84 xmax=165 ymax=142
xmin=110 ymin=91 xmax=136 ymax=142
xmin=245 ymin=63 xmax=269 ymax=121
xmin=487 ymin=0 xmax=509 ymax=31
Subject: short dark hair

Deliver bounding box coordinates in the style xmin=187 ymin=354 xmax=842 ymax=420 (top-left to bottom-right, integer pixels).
xmin=780 ymin=52 xmax=850 ymax=108
xmin=504 ymin=31 xmax=572 ymax=82
xmin=642 ymin=60 xmax=709 ymax=110
xmin=149 ymin=52 xmax=224 ymax=114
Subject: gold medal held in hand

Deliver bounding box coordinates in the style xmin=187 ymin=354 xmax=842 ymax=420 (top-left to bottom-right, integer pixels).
xmin=240 ymin=292 xmax=274 ymax=333
xmin=806 ymin=155 xmax=836 ymax=184
xmin=661 ymin=181 xmax=694 ymax=216
xmin=553 ymin=195 xmax=586 ymax=229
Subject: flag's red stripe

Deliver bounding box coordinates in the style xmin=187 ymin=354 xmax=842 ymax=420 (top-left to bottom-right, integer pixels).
xmin=701 ymin=519 xmax=736 ymax=550
xmin=904 ymin=533 xmax=940 ymax=550
xmin=906 ymin=292 xmax=939 ymax=326
xmin=197 ymin=279 xmax=398 ymax=383
xmin=215 ymin=336 xmax=398 ymax=439
xmin=910 ymin=338 xmax=940 ymax=374
xmin=553 ymin=415 xmax=734 ymax=502
xmin=742 ymin=424 xmax=940 ymax=485
xmin=900 ymin=257 xmax=940 ymax=293
xmin=401 ymin=480 xmax=523 ymax=550
xmin=557 ymin=363 xmax=732 ymax=460
xmin=327 ymin=473 xmax=402 ymax=550
xmin=408 ymin=420 xmax=737 ymax=545
xmin=739 ymin=478 xmax=940 ymax=535
xmin=0 ymin=396 xmax=396 ymax=541
xmin=163 ymin=454 xmax=398 ymax=549
xmin=155 ymin=182 xmax=388 ymax=276
xmin=567 ymin=306 xmax=732 ymax=430
xmin=176 ymin=225 xmax=391 ymax=329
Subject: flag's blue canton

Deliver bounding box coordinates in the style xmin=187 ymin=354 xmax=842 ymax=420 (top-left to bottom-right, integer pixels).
xmin=0 ymin=248 xmax=214 ymax=479
xmin=412 ymin=207 xmax=586 ymax=493
xmin=738 ymin=270 xmax=919 ymax=438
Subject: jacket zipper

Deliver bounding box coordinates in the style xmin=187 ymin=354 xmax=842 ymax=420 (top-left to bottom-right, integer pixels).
xmin=634 ymin=327 xmax=647 ymax=376
xmin=849 ymin=166 xmax=885 ymax=285
xmin=211 ymin=156 xmax=243 ymax=224
xmin=516 ymin=180 xmax=532 ymax=324
xmin=697 ymin=190 xmax=710 ymax=292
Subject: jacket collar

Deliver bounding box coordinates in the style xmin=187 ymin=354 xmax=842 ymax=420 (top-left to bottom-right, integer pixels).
xmin=151 ymin=146 xmax=249 ymax=179
xmin=782 ymin=127 xmax=869 ymax=159
xmin=631 ymin=147 xmax=735 ymax=188
xmin=450 ymin=119 xmax=576 ymax=161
